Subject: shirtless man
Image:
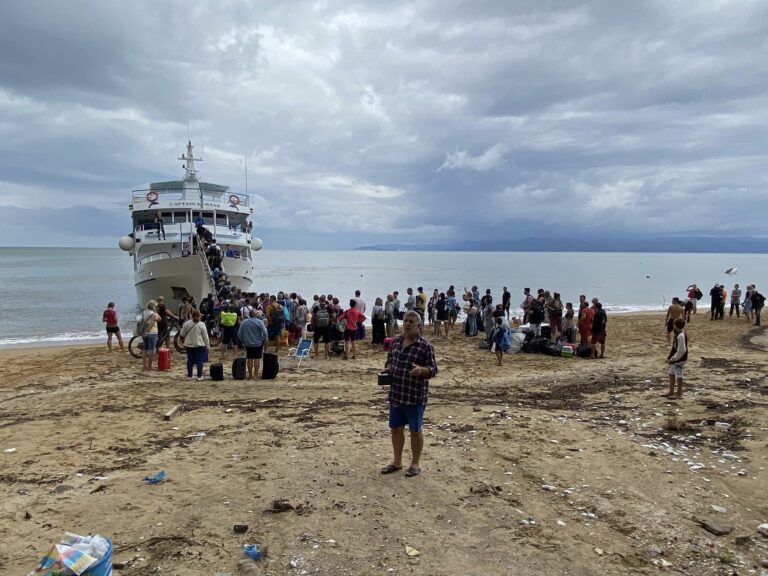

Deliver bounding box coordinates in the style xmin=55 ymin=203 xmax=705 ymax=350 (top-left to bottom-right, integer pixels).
xmin=520 ymin=288 xmax=533 ymax=324
xmin=664 ymin=297 xmax=685 ymax=344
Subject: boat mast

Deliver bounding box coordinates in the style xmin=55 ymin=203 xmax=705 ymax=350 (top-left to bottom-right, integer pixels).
xmin=179 ymin=140 xmax=203 ymax=207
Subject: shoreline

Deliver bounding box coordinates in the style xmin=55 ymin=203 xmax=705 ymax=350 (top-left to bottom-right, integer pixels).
xmin=0 ymin=309 xmax=673 ymax=352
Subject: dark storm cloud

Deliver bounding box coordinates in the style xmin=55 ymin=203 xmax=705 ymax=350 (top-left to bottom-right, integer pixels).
xmin=1 ymin=0 xmax=767 ymax=247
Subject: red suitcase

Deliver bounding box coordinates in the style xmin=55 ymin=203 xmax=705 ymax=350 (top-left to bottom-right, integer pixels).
xmin=157 ymin=347 xmax=171 ymax=371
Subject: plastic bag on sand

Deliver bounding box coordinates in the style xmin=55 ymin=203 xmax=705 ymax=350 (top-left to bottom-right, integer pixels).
xmin=507 ymin=332 xmax=526 ymax=353
xmin=143 ymin=470 xmax=166 ymax=484
xmin=30 ymin=532 xmax=111 ymax=576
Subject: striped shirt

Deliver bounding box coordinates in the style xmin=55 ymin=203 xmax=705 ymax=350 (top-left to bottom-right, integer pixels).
xmin=385 ymin=334 xmax=437 ymax=406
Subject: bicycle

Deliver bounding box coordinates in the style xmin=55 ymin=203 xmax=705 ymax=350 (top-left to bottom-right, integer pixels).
xmin=128 ymin=318 xmax=185 ymax=358
xmin=172 ymin=317 xmax=223 ymax=353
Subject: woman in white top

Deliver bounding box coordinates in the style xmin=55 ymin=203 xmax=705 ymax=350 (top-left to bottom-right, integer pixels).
xmin=180 ymin=309 xmax=211 ymax=380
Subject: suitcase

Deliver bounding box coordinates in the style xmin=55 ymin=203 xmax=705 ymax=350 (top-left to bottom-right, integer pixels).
xmin=232 ymin=357 xmax=247 ymax=380
xmin=210 ymin=363 xmax=224 ymax=381
xmin=543 ymin=340 xmax=560 ymax=356
xmin=541 ymin=325 xmax=552 ymax=339
xmin=561 ymin=344 xmax=574 ymax=358
xmin=576 ymin=344 xmax=592 ymax=358
xmin=522 ymin=340 xmax=538 ymax=354
xmin=157 ymin=348 xmax=171 ymax=371
xmin=533 ymin=337 xmax=552 ymax=354
xmin=262 ymin=352 xmax=279 ymax=380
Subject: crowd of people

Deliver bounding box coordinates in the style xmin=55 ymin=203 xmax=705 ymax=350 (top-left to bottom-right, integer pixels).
xmin=101 ymin=279 xmax=765 ymax=479
xmin=104 ymin=280 xmax=766 ymax=373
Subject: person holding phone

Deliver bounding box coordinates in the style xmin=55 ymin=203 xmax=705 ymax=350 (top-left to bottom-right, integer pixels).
xmin=380 ymin=311 xmax=438 ymax=478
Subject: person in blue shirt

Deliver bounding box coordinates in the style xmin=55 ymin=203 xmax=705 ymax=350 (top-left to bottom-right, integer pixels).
xmin=236 ymin=310 xmax=269 ymax=379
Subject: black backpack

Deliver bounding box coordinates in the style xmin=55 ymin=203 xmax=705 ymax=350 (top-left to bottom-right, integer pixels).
xmin=314 ymin=307 xmax=330 ymax=327
xmin=271 ymin=304 xmax=285 ymax=327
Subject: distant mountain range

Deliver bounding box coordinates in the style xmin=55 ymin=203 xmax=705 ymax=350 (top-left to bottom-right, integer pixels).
xmin=355 ymin=235 xmax=768 ymax=253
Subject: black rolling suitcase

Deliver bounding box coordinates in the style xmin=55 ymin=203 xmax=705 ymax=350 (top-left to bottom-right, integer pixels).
xmin=541 ymin=325 xmax=552 ymax=339
xmin=210 ymin=363 xmax=224 ymax=381
xmin=262 ymin=352 xmax=279 ymax=380
xmin=232 ymin=357 xmax=247 ymax=380
xmin=576 ymin=344 xmax=592 ymax=358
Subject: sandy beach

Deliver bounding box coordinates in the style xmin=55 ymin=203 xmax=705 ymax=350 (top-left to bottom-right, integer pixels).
xmin=1 ymin=312 xmax=767 ymax=575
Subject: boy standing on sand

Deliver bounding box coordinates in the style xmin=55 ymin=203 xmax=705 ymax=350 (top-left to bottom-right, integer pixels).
xmin=664 ymin=319 xmax=688 ymax=399
xmin=492 ymin=317 xmax=507 ymax=366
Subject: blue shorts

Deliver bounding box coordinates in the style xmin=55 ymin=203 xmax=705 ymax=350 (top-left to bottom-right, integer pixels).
xmin=143 ymin=333 xmax=158 ymax=352
xmin=389 ymin=403 xmax=426 ymax=432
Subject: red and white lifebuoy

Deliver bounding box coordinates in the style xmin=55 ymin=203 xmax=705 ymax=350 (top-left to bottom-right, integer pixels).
xmin=229 ymin=194 xmax=240 ymax=205
xmin=146 ymin=191 xmax=159 ymax=203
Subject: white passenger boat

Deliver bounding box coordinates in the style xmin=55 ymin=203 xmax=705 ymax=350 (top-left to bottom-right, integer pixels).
xmin=118 ymin=141 xmax=262 ymax=307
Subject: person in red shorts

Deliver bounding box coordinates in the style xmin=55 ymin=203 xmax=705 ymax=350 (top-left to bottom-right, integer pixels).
xmin=590 ymin=302 xmax=607 ymax=358
xmin=578 ymin=301 xmax=594 ymax=347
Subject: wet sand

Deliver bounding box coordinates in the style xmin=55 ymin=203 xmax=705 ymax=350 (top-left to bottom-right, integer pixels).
xmin=1 ymin=312 xmax=767 ymax=575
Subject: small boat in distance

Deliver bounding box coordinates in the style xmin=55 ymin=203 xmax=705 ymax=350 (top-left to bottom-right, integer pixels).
xmin=118 ymin=141 xmax=262 ymax=307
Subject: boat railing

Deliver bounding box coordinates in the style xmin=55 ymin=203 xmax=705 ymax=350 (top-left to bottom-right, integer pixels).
xmin=137 ymin=251 xmax=172 ymax=267
xmin=197 ymin=248 xmax=218 ymax=296
xmin=131 ymin=186 xmax=249 ymax=207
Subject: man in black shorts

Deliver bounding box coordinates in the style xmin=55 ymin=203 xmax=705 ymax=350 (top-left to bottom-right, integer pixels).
xmin=311 ymin=295 xmax=332 ymax=358
xmin=502 ymin=287 xmax=511 ymax=319
xmin=236 ymin=310 xmax=268 ymax=379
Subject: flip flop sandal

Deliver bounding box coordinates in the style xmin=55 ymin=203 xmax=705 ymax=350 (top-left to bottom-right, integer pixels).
xmin=380 ymin=464 xmax=402 ymax=475
xmin=405 ymin=467 xmax=421 ymax=477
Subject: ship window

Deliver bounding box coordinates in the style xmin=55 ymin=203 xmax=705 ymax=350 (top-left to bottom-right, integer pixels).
xmin=216 ymin=214 xmax=228 ymax=226
xmin=173 ymin=211 xmax=187 ymax=222
xmin=202 ymin=212 xmax=214 ymax=224
xmin=162 ymin=212 xmax=172 ymax=219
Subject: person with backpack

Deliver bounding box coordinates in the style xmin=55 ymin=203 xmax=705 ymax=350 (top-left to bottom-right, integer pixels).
xmin=686 ymin=284 xmax=700 ymax=315
xmin=434 ymin=292 xmax=450 ymax=339
xmin=311 ymin=295 xmax=332 ymax=358
xmin=590 ymin=302 xmax=608 ymax=359
xmin=266 ymin=295 xmax=285 ymax=353
xmin=709 ymin=283 xmax=723 ymax=321
xmin=371 ymin=297 xmax=386 ymax=345
xmin=219 ymin=302 xmax=239 ymax=360
xmin=294 ymin=298 xmax=309 ymax=339
xmin=528 ymin=295 xmax=545 ymax=338
xmin=664 ymin=318 xmax=688 ymax=399
xmin=385 ymin=294 xmax=396 ymax=338
xmin=751 ymin=286 xmax=765 ymax=326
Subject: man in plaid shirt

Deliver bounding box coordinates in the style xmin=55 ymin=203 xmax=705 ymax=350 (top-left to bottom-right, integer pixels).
xmin=380 ymin=311 xmax=437 ymax=478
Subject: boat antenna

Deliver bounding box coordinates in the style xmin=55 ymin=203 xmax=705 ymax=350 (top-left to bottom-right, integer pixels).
xmin=179 ymin=140 xmax=201 ymax=181
xmin=244 ymin=145 xmax=248 ymax=195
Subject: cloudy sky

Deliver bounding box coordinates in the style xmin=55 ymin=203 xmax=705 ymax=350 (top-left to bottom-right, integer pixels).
xmin=1 ymin=0 xmax=767 ymax=249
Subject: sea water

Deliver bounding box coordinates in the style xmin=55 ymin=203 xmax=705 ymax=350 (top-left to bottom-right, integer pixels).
xmin=0 ymin=247 xmax=764 ymax=347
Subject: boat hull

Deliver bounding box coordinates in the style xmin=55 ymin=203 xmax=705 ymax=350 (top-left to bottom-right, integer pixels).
xmin=135 ymin=256 xmax=254 ymax=306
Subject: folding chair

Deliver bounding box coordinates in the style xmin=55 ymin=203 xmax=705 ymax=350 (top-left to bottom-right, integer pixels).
xmin=286 ymin=338 xmax=313 ymax=367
